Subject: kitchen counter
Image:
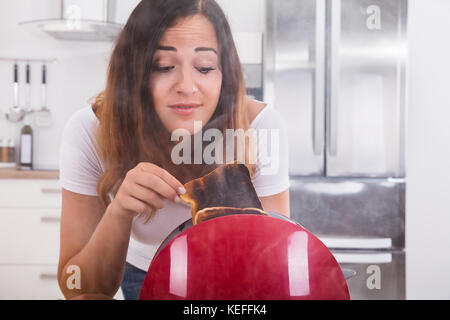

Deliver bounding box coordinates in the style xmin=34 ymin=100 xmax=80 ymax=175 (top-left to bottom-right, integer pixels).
xmin=0 ymin=168 xmax=59 ymax=180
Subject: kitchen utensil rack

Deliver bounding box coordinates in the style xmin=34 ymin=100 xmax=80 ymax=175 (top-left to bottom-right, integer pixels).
xmin=0 ymin=57 xmax=57 ymax=64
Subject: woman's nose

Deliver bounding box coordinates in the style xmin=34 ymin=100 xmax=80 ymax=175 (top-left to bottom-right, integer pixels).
xmin=176 ymin=67 xmax=198 ymax=94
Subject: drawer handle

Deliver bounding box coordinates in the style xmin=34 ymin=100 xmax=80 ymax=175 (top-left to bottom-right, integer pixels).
xmin=41 ymin=216 xmax=61 ymax=223
xmin=40 ymin=273 xmax=58 ymax=280
xmin=41 ymin=188 xmax=62 ymax=194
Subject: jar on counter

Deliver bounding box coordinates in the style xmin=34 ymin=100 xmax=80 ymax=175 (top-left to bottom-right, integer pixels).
xmin=7 ymin=138 xmax=16 ymax=164
xmin=0 ymin=137 xmax=7 ymax=163
xmin=0 ymin=137 xmax=17 ymax=168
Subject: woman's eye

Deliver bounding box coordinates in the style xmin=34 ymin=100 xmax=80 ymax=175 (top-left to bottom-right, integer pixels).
xmin=196 ymin=67 xmax=216 ymax=74
xmin=153 ymin=66 xmax=174 ymax=73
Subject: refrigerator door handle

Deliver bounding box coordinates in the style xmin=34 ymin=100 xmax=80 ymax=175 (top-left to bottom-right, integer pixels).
xmin=327 ymin=0 xmax=341 ymax=157
xmin=313 ymin=0 xmax=326 ymax=156
xmin=318 ymin=236 xmax=392 ymax=249
xmin=332 ymin=252 xmax=393 ymax=264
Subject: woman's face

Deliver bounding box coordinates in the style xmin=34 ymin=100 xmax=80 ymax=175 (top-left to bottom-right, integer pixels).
xmin=150 ymin=14 xmax=222 ymax=135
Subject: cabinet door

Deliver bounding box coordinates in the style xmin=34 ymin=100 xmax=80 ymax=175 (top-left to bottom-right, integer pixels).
xmin=0 ymin=179 xmax=61 ymax=208
xmin=0 ymin=265 xmax=64 ymax=300
xmin=0 ymin=208 xmax=60 ymax=264
xmin=0 ymin=265 xmax=125 ymax=300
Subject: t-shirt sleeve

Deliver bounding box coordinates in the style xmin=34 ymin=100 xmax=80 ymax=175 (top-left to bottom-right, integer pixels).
xmin=252 ymin=107 xmax=291 ymax=197
xmin=59 ymin=109 xmax=102 ymax=196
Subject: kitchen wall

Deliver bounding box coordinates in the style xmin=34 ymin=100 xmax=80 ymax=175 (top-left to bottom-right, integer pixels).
xmin=0 ymin=0 xmax=115 ymax=169
xmin=406 ymin=0 xmax=450 ymax=299
xmin=0 ymin=0 xmax=265 ymax=169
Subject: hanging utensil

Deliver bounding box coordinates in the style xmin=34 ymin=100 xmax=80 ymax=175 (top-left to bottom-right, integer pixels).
xmin=5 ymin=64 xmax=25 ymax=122
xmin=35 ymin=64 xmax=52 ymax=127
xmin=24 ymin=63 xmax=34 ymax=115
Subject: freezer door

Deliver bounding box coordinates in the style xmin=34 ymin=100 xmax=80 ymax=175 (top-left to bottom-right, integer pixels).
xmin=326 ymin=0 xmax=407 ymax=177
xmin=289 ymin=177 xmax=405 ymax=249
xmin=331 ymin=250 xmax=405 ymax=300
xmin=266 ymin=0 xmax=326 ymax=176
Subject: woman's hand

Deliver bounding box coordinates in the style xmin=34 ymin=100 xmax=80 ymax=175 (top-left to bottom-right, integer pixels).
xmin=109 ymin=162 xmax=186 ymax=221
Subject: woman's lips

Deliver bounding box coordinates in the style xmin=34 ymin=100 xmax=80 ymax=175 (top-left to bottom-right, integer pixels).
xmin=169 ymin=103 xmax=201 ymax=115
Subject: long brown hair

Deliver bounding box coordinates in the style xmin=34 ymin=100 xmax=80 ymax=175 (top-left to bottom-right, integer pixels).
xmin=92 ymin=0 xmax=255 ymax=208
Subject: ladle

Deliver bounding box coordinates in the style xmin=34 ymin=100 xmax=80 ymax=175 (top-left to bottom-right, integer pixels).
xmin=5 ymin=64 xmax=25 ymax=122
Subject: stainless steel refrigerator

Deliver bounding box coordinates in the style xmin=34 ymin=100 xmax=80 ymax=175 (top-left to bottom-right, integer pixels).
xmin=264 ymin=0 xmax=407 ymax=299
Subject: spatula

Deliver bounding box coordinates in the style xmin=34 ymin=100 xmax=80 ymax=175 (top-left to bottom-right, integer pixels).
xmin=35 ymin=64 xmax=52 ymax=127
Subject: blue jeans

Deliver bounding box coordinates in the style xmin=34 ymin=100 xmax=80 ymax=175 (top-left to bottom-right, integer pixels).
xmin=120 ymin=262 xmax=147 ymax=300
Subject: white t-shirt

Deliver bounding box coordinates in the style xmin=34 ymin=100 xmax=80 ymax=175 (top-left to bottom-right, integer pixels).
xmin=59 ymin=103 xmax=290 ymax=271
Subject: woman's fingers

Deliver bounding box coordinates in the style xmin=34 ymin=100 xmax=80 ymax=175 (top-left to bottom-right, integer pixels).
xmin=137 ymin=162 xmax=186 ymax=195
xmin=128 ymin=182 xmax=166 ymax=209
xmin=122 ymin=193 xmax=156 ymax=217
xmin=111 ymin=162 xmax=187 ymax=220
xmin=132 ymin=172 xmax=179 ymax=203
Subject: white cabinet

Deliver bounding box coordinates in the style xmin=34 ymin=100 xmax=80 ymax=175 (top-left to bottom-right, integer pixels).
xmin=0 ymin=179 xmax=124 ymax=300
xmin=0 ymin=179 xmax=62 ymax=208
xmin=0 ymin=265 xmax=64 ymax=300
xmin=0 ymin=179 xmax=62 ymax=300
xmin=0 ymin=208 xmax=60 ymax=265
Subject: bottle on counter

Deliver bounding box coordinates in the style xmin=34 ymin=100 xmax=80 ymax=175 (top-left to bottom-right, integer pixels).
xmin=19 ymin=116 xmax=33 ymax=170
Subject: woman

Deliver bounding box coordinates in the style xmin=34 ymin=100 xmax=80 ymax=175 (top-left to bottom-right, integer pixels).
xmin=58 ymin=0 xmax=290 ymax=300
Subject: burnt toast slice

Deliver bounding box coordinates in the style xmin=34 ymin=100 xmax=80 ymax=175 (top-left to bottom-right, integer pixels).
xmin=180 ymin=163 xmax=265 ymax=224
